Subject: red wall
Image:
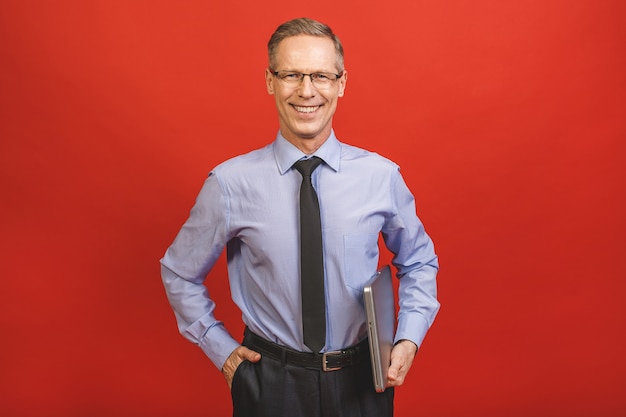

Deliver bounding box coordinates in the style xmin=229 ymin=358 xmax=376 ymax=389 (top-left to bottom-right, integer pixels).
xmin=1 ymin=1 xmax=625 ymax=416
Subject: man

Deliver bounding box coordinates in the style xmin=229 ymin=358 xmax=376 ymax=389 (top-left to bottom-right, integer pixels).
xmin=161 ymin=17 xmax=439 ymax=417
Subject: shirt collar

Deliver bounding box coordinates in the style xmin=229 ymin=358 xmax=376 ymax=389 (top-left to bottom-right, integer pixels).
xmin=273 ymin=130 xmax=341 ymax=175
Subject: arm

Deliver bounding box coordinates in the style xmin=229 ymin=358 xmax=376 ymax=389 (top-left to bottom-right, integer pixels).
xmin=383 ymin=169 xmax=440 ymax=387
xmin=160 ymin=172 xmax=241 ymax=370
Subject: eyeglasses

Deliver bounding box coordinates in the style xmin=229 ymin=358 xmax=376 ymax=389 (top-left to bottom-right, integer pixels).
xmin=271 ymin=70 xmax=343 ymax=88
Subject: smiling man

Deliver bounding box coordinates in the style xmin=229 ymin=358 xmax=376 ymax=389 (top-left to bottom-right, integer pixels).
xmin=266 ymin=34 xmax=346 ymax=153
xmin=161 ymin=17 xmax=439 ymax=417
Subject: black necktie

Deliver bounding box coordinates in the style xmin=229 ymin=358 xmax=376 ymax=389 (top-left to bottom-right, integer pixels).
xmin=293 ymin=157 xmax=325 ymax=353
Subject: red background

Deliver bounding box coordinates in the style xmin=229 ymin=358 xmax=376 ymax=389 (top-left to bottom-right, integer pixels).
xmin=1 ymin=1 xmax=625 ymax=416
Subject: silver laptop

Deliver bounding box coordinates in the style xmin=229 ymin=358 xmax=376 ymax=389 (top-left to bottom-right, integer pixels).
xmin=363 ymin=265 xmax=396 ymax=392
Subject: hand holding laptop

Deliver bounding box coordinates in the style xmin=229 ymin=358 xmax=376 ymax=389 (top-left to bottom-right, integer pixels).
xmin=386 ymin=339 xmax=417 ymax=387
xmin=364 ymin=265 xmax=419 ymax=392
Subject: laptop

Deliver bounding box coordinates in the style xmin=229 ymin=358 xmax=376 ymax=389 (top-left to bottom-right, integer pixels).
xmin=363 ymin=265 xmax=396 ymax=392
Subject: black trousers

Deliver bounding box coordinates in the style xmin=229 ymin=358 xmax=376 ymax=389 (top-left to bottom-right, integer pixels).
xmin=231 ymin=330 xmax=394 ymax=417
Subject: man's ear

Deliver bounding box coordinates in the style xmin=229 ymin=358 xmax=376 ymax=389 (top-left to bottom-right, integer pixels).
xmin=265 ymin=68 xmax=275 ymax=95
xmin=338 ymin=69 xmax=347 ymax=97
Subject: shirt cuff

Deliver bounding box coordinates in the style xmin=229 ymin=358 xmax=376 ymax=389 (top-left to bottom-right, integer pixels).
xmin=195 ymin=324 xmax=241 ymax=370
xmin=394 ymin=314 xmax=430 ymax=349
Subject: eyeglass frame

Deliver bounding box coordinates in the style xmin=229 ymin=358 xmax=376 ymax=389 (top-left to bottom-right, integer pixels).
xmin=270 ymin=69 xmax=344 ymax=86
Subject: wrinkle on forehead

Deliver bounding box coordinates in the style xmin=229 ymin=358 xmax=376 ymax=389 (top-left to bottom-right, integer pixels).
xmin=274 ymin=35 xmax=341 ymax=74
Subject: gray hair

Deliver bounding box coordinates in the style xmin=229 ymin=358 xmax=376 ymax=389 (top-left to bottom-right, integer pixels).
xmin=268 ymin=17 xmax=344 ymax=72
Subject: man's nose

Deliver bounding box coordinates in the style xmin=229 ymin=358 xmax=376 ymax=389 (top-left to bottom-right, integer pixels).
xmin=297 ymin=75 xmax=316 ymax=97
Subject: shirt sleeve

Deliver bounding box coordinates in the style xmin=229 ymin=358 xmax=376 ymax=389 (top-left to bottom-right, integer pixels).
xmin=382 ymin=168 xmax=440 ymax=349
xmin=160 ymin=172 xmax=240 ymax=370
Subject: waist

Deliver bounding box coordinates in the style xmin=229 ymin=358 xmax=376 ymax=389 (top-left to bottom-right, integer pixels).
xmin=243 ymin=328 xmax=368 ymax=372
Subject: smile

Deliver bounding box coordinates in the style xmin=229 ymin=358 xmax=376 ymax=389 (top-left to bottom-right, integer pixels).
xmin=292 ymin=105 xmax=320 ymax=113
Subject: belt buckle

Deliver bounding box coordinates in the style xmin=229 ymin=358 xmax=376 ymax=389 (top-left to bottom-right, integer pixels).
xmin=322 ymin=350 xmax=343 ymax=372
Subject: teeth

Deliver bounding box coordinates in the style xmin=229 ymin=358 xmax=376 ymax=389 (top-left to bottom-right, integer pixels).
xmin=294 ymin=105 xmax=319 ymax=113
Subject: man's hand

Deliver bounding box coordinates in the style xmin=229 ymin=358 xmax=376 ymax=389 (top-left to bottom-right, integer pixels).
xmin=221 ymin=346 xmax=262 ymax=389
xmin=386 ymin=339 xmax=418 ymax=388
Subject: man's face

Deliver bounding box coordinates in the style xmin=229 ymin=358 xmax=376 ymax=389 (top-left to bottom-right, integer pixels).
xmin=265 ymin=35 xmax=347 ymax=149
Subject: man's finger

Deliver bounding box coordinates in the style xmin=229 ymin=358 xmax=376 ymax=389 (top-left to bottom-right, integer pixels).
xmin=222 ymin=346 xmax=262 ymax=389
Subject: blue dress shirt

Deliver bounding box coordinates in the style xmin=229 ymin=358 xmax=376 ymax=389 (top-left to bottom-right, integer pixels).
xmin=161 ymin=131 xmax=440 ymax=370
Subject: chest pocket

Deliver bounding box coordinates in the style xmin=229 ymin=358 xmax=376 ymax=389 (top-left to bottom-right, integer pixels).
xmin=343 ymin=233 xmax=380 ymax=290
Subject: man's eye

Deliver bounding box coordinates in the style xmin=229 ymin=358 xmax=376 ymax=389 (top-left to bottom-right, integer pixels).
xmin=313 ymin=73 xmax=331 ymax=81
xmin=283 ymin=72 xmax=301 ymax=80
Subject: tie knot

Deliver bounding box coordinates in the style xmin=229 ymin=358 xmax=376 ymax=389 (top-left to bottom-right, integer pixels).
xmin=294 ymin=157 xmax=322 ymax=177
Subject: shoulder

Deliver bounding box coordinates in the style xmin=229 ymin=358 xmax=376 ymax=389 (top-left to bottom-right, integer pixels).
xmin=211 ymin=144 xmax=274 ymax=178
xmin=338 ymin=141 xmax=400 ymax=174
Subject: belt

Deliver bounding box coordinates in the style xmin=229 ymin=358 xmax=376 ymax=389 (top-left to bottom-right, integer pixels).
xmin=244 ymin=328 xmax=367 ymax=372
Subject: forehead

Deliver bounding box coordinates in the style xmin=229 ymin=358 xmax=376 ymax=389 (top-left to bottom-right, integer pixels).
xmin=274 ymin=35 xmax=338 ymax=71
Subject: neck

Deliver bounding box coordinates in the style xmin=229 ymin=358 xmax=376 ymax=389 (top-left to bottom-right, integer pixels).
xmin=282 ymin=131 xmax=332 ymax=155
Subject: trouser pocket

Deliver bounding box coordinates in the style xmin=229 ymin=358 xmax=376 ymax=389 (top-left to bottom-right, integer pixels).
xmin=231 ymin=360 xmax=261 ymax=417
